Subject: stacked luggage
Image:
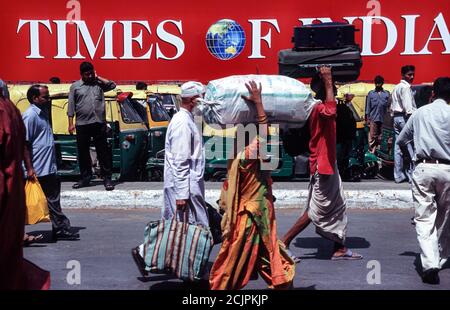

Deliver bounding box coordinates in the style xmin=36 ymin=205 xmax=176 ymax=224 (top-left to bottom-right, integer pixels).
xmin=278 ymin=22 xmax=363 ymax=82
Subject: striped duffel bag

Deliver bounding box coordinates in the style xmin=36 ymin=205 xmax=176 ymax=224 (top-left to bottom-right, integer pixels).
xmin=142 ymin=217 xmax=214 ymax=281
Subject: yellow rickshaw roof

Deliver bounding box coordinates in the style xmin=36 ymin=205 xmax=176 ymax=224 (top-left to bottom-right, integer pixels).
xmin=7 ymin=84 xmax=152 ymax=100
xmin=336 ymin=82 xmax=397 ymax=99
xmin=115 ymin=87 xmax=148 ymax=99
xmin=147 ymin=84 xmax=181 ymax=95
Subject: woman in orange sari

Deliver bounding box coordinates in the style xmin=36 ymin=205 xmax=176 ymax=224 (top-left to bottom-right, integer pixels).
xmin=209 ymin=81 xmax=295 ymax=290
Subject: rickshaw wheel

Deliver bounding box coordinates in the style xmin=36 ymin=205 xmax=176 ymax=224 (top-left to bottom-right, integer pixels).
xmin=363 ymin=162 xmax=379 ymax=179
xmin=348 ymin=165 xmax=362 ymax=182
xmin=211 ymin=171 xmax=227 ymax=182
xmin=148 ymin=169 xmax=163 ymax=182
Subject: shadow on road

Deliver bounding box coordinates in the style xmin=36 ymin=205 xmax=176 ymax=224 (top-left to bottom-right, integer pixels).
xmin=399 ymin=251 xmax=422 ymax=277
xmin=27 ymin=226 xmax=86 ymax=244
xmin=292 ymin=237 xmax=370 ymax=260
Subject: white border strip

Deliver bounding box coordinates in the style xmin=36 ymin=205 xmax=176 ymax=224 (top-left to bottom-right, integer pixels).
xmin=61 ymin=189 xmax=413 ymax=209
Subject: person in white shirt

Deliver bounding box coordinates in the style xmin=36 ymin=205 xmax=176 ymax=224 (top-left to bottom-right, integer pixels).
xmin=132 ymin=81 xmax=208 ymax=277
xmin=161 ymin=82 xmax=208 ymax=226
xmin=397 ymin=77 xmax=450 ymax=285
xmin=390 ymin=65 xmax=417 ymax=183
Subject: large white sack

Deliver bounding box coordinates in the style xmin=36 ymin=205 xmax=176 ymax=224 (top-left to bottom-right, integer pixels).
xmin=198 ymin=75 xmax=320 ymax=128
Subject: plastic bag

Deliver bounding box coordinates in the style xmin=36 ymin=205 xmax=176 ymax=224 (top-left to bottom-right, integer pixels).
xmin=25 ymin=178 xmax=50 ymax=225
xmin=199 ymin=75 xmax=320 ymax=128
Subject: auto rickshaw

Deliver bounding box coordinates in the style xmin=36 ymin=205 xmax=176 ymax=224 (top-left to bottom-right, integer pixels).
xmin=9 ymin=83 xmax=166 ymax=181
xmin=113 ymin=85 xmax=173 ymax=159
xmin=141 ymin=84 xmax=182 ymax=181
xmin=336 ymin=82 xmax=396 ymax=180
xmin=147 ymin=84 xmax=182 ymax=118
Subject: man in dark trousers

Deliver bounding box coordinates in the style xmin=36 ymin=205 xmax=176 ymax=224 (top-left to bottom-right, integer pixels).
xmin=68 ymin=62 xmax=116 ymax=190
xmin=365 ymin=75 xmax=390 ymax=154
xmin=23 ymin=85 xmax=79 ymax=241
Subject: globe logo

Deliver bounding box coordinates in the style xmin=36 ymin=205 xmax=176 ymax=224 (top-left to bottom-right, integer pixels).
xmin=206 ymin=19 xmax=246 ymax=60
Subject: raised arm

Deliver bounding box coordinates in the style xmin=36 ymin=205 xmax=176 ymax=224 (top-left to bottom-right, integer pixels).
xmin=96 ymin=72 xmax=116 ymax=92
xmin=316 ymin=66 xmax=337 ymax=119
xmin=241 ymin=80 xmax=268 ymax=160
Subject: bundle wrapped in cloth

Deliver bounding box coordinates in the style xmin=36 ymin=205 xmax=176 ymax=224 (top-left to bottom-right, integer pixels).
xmin=198 ymin=75 xmax=320 ymax=128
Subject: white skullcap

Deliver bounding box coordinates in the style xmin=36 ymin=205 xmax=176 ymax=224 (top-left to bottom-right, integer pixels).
xmin=181 ymin=81 xmax=205 ymax=98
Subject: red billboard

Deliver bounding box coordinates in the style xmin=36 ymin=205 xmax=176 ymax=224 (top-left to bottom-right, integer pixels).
xmin=1 ymin=0 xmax=449 ymax=84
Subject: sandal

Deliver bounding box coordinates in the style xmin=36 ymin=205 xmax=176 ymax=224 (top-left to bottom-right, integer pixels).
xmin=286 ymin=248 xmax=302 ymax=264
xmin=23 ymin=234 xmax=44 ymax=246
xmin=279 ymin=241 xmax=301 ymax=264
xmin=331 ymin=249 xmax=363 ymax=261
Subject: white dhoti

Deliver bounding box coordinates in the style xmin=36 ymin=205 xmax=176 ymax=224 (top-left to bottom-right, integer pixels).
xmin=307 ymin=164 xmax=348 ymax=244
xmin=412 ymin=163 xmax=450 ymax=271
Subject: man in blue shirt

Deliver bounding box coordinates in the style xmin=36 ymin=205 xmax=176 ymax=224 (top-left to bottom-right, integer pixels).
xmin=365 ymin=76 xmax=390 ymax=154
xmin=22 ymin=85 xmax=79 ymax=241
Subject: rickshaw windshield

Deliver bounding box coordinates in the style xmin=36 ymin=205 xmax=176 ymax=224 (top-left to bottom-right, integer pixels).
xmin=161 ymin=94 xmax=176 ymax=107
xmin=120 ymin=98 xmax=146 ymax=123
xmin=148 ymin=96 xmax=171 ymax=122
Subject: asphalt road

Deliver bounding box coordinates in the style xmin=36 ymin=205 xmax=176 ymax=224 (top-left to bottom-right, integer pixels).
xmin=24 ymin=209 xmax=449 ymax=290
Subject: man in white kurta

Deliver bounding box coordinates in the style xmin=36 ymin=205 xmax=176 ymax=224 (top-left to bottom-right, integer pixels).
xmin=132 ymin=82 xmax=208 ymax=277
xmin=162 ymin=82 xmax=209 ymax=227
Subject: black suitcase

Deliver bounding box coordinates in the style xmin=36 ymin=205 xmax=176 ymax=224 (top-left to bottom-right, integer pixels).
xmin=293 ymin=22 xmax=357 ymax=50
xmin=278 ymin=47 xmax=362 ymax=82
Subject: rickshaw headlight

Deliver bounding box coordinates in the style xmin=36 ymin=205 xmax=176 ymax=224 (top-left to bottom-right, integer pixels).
xmin=122 ymin=140 xmax=131 ymax=150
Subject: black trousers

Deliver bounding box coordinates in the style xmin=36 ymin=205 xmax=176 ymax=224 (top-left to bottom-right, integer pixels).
xmin=37 ymin=174 xmax=71 ymax=233
xmin=75 ymin=123 xmax=112 ymax=182
xmin=337 ymin=139 xmax=353 ymax=173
